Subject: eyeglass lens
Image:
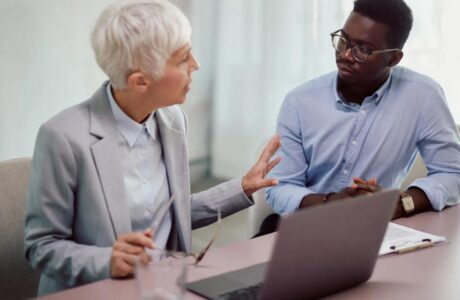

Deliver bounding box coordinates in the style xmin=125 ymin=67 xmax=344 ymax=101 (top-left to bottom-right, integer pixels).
xmin=332 ymin=35 xmax=368 ymax=62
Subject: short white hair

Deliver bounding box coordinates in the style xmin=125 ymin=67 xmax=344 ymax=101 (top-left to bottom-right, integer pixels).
xmin=91 ymin=0 xmax=192 ymax=89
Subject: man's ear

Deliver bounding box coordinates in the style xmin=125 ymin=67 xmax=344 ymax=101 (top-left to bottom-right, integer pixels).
xmin=126 ymin=71 xmax=150 ymax=93
xmin=388 ymin=50 xmax=404 ymax=67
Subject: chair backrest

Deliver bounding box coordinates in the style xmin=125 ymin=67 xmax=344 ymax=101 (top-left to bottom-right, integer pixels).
xmin=401 ymin=124 xmax=460 ymax=189
xmin=0 ymin=157 xmax=40 ymax=299
xmin=400 ymin=153 xmax=427 ymax=190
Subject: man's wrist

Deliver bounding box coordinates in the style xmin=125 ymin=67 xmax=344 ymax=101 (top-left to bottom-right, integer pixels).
xmin=299 ymin=194 xmax=327 ymax=209
xmin=323 ymin=192 xmax=336 ymax=203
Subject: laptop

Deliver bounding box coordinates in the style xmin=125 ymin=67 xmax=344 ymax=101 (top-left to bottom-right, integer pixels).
xmin=186 ymin=189 xmax=399 ymax=300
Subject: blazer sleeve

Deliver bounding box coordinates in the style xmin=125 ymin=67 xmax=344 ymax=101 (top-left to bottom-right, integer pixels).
xmin=190 ymin=178 xmax=253 ymax=229
xmin=24 ymin=124 xmax=112 ymax=288
xmin=170 ymin=107 xmax=253 ymax=229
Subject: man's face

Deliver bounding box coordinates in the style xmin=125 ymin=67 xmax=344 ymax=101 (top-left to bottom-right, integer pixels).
xmin=335 ymin=12 xmax=394 ymax=86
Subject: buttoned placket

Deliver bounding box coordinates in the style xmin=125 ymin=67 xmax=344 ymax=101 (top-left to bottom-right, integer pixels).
xmin=338 ymin=96 xmax=379 ymax=186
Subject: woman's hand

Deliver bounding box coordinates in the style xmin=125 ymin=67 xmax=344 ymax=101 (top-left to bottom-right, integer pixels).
xmin=242 ymin=135 xmax=281 ymax=197
xmin=110 ymin=229 xmax=155 ymax=278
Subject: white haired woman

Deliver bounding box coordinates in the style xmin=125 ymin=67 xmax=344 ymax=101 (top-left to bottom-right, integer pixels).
xmin=24 ymin=0 xmax=281 ymax=296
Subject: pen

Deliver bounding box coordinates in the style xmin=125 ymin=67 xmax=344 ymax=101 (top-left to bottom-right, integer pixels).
xmin=395 ymin=241 xmax=434 ymax=254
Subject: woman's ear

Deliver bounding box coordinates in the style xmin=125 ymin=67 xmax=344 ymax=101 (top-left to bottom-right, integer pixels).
xmin=126 ymin=71 xmax=149 ymax=93
xmin=388 ymin=50 xmax=404 ymax=67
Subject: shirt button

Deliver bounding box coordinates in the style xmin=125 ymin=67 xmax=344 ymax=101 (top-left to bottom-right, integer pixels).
xmin=361 ymin=110 xmax=366 ymax=114
xmin=343 ymin=169 xmax=349 ymax=175
xmin=351 ymin=140 xmax=357 ymax=145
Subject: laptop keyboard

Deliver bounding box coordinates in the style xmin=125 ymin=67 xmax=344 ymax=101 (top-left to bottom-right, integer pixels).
xmin=217 ymin=282 xmax=264 ymax=300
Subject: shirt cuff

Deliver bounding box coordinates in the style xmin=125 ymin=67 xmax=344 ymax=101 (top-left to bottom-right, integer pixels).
xmin=234 ymin=177 xmax=254 ymax=205
xmin=408 ymin=177 xmax=448 ymax=211
xmin=267 ymin=185 xmax=313 ymax=216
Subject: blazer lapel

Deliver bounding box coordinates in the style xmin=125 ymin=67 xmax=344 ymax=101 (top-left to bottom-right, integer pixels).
xmin=89 ymin=83 xmax=131 ymax=238
xmin=156 ymin=108 xmax=191 ymax=251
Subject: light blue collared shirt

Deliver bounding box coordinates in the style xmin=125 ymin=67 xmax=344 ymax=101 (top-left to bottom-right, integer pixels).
xmin=106 ymin=83 xmax=172 ymax=249
xmin=267 ymin=66 xmax=460 ymax=215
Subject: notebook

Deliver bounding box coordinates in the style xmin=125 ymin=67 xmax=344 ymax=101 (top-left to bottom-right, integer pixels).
xmin=186 ymin=190 xmax=399 ymax=300
xmin=379 ymin=222 xmax=447 ymax=255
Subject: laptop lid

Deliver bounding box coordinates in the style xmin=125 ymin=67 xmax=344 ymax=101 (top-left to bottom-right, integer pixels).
xmin=186 ymin=190 xmax=399 ymax=300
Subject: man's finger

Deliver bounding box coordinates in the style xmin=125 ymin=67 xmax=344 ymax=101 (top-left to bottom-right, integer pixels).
xmin=354 ymin=183 xmax=380 ymax=192
xmin=352 ymin=177 xmax=368 ymax=184
xmin=368 ymin=177 xmax=378 ymax=185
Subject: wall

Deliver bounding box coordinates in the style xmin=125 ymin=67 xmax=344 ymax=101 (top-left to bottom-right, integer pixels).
xmin=0 ymin=0 xmax=213 ymax=182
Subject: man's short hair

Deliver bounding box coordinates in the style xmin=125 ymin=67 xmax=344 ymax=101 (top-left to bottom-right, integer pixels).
xmin=353 ymin=0 xmax=413 ymax=49
xmin=91 ymin=0 xmax=192 ymax=89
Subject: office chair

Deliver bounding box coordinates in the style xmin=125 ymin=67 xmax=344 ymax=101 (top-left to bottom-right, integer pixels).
xmin=0 ymin=158 xmax=40 ymax=299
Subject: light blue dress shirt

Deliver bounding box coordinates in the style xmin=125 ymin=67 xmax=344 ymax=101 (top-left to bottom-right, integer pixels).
xmin=266 ymin=66 xmax=460 ymax=215
xmin=106 ymin=83 xmax=172 ymax=249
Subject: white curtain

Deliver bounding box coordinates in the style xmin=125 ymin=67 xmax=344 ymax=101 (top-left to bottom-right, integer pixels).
xmin=401 ymin=0 xmax=460 ymax=122
xmin=0 ymin=0 xmax=113 ymax=161
xmin=209 ymin=0 xmax=460 ymax=178
xmin=210 ymin=0 xmax=344 ymax=178
xmin=0 ymin=0 xmax=213 ymax=180
xmin=1 ymin=0 xmax=459 ymax=179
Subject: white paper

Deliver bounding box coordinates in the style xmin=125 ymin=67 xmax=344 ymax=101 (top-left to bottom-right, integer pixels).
xmin=379 ymin=222 xmax=447 ymax=255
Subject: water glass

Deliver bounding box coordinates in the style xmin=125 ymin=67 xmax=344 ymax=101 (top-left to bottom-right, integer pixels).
xmin=136 ymin=249 xmax=187 ymax=300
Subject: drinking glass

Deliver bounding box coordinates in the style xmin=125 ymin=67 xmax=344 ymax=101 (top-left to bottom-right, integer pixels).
xmin=136 ymin=249 xmax=187 ymax=300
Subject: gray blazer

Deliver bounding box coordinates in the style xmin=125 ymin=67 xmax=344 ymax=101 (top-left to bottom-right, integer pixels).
xmin=24 ymin=82 xmax=252 ymax=296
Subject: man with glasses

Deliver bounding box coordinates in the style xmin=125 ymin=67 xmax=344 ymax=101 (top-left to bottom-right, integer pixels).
xmin=258 ymin=0 xmax=460 ymax=235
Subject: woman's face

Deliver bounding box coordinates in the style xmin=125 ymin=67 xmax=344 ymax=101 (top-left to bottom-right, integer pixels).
xmin=148 ymin=45 xmax=200 ymax=106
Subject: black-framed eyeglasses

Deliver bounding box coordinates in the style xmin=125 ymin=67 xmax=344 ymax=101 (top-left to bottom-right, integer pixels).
xmin=330 ymin=29 xmax=400 ymax=63
xmin=184 ymin=208 xmax=222 ymax=265
xmin=149 ymin=196 xmax=222 ymax=266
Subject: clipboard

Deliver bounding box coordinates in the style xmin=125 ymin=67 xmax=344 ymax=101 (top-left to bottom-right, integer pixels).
xmin=379 ymin=222 xmax=447 ymax=255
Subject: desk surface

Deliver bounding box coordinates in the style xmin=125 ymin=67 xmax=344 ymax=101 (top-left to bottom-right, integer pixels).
xmin=39 ymin=205 xmax=460 ymax=300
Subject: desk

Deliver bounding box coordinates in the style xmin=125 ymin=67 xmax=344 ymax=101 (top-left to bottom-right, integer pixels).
xmin=38 ymin=206 xmax=460 ymax=300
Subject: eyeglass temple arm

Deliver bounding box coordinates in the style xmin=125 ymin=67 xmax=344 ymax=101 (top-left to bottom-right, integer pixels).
xmin=371 ymin=48 xmax=400 ymax=54
xmin=194 ymin=208 xmax=222 ymax=264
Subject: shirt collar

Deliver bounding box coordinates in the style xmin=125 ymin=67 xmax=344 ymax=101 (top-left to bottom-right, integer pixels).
xmin=333 ymin=70 xmax=393 ymax=106
xmin=106 ymin=82 xmax=157 ymax=147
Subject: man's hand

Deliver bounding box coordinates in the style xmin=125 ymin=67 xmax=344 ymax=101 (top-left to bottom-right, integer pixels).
xmin=324 ymin=177 xmax=382 ymax=202
xmin=300 ymin=177 xmax=382 ymax=208
xmin=327 ymin=187 xmax=363 ymax=201
xmin=242 ymin=135 xmax=281 ymax=197
xmin=351 ymin=177 xmax=382 ymax=193
xmin=110 ymin=229 xmax=155 ymax=278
